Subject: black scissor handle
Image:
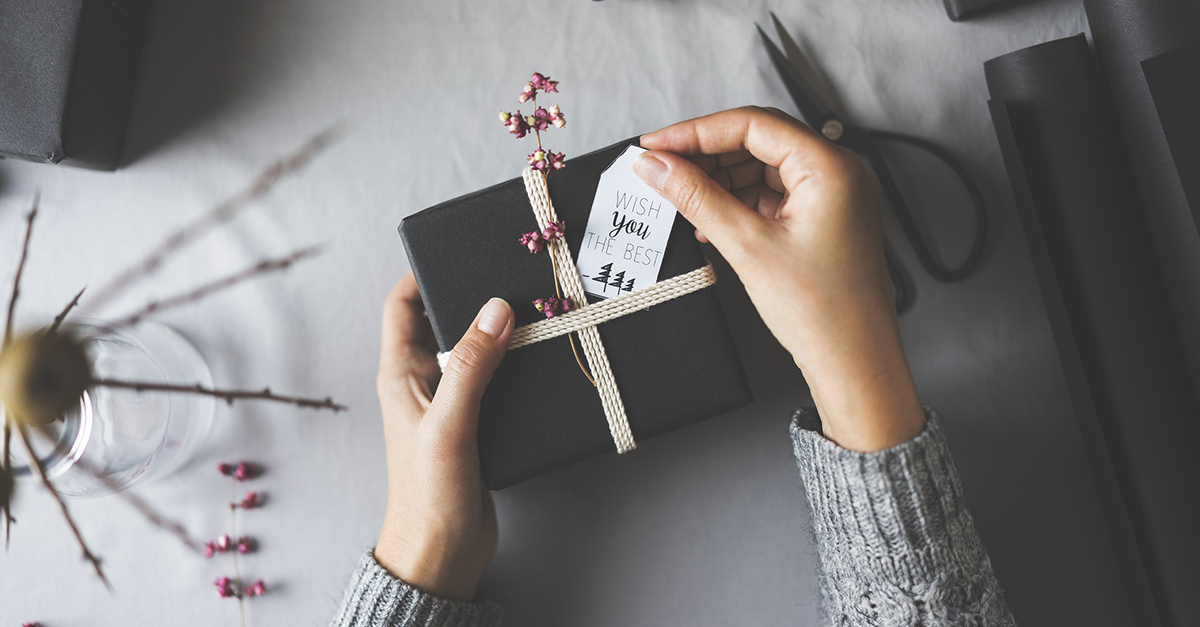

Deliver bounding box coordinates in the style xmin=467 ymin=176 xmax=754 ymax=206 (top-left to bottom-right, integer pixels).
xmin=858 ymin=130 xmax=989 ymax=283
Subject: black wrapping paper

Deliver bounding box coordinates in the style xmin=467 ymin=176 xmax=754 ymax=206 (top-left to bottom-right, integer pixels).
xmin=0 ymin=0 xmax=150 ymax=170
xmin=941 ymin=0 xmax=1020 ymax=22
xmin=1085 ymin=0 xmax=1200 ymax=401
xmin=400 ymin=137 xmax=752 ymax=489
xmin=985 ymin=35 xmax=1200 ymax=627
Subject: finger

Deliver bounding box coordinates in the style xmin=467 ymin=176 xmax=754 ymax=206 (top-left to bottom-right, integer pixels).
xmin=634 ymin=150 xmax=768 ymax=257
xmin=689 ymin=150 xmax=754 ymax=176
xmin=695 ymin=228 xmax=710 ymax=244
xmin=427 ymin=298 xmax=514 ymax=438
xmin=380 ymin=272 xmax=428 ymax=380
xmin=711 ymin=158 xmax=765 ymax=191
xmin=640 ymin=106 xmax=836 ymax=190
xmin=732 ymin=182 xmax=785 ymax=219
xmin=764 ymin=165 xmax=785 ymax=194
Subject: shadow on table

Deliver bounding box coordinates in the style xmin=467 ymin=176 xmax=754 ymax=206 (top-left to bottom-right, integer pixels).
xmin=120 ymin=0 xmax=282 ymax=165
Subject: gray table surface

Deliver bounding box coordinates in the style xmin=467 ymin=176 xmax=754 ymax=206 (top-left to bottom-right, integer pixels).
xmin=0 ymin=0 xmax=1133 ymax=625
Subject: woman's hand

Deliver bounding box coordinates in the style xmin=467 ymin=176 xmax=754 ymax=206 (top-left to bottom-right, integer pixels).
xmin=635 ymin=106 xmax=925 ymax=452
xmin=373 ymin=272 xmax=513 ymax=600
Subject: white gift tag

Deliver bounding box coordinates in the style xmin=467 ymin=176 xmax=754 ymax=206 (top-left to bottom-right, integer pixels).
xmin=575 ymin=145 xmax=679 ymax=299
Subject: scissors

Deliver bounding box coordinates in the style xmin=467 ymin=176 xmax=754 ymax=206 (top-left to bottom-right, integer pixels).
xmin=757 ymin=13 xmax=988 ymax=310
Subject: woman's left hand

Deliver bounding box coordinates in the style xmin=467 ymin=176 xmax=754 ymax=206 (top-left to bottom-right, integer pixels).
xmin=373 ymin=272 xmax=513 ymax=600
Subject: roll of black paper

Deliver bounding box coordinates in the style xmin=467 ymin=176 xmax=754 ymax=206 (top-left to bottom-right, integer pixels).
xmin=985 ymin=34 xmax=1200 ymax=627
xmin=1085 ymin=0 xmax=1200 ymax=402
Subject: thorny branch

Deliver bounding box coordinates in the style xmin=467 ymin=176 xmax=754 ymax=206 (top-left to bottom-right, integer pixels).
xmin=91 ymin=379 xmax=348 ymax=412
xmin=107 ymin=246 xmax=323 ymax=328
xmin=5 ymin=194 xmax=39 ymax=349
xmin=47 ymin=287 xmax=86 ymax=337
xmin=14 ymin=421 xmax=111 ymax=591
xmin=77 ymin=126 xmax=342 ymax=318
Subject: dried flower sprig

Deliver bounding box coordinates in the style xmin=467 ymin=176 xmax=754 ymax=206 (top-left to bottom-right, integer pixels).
xmin=499 ymin=74 xmax=595 ymax=386
xmin=209 ymin=461 xmax=266 ymax=627
xmin=499 ymin=72 xmax=566 ymax=170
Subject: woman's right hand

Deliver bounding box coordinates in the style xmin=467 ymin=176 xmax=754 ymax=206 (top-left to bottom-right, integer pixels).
xmin=634 ymin=106 xmax=925 ymax=452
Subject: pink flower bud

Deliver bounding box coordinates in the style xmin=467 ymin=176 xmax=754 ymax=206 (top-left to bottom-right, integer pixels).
xmin=239 ymin=491 xmax=261 ymax=509
xmin=234 ymin=462 xmax=250 ymax=481
xmin=519 ymin=231 xmax=544 ymax=253
xmin=244 ymin=580 xmax=267 ymax=597
xmin=548 ymin=151 xmax=566 ymax=170
xmin=517 ymin=91 xmax=530 ymax=103
xmin=204 ymin=541 xmax=218 ymax=558
xmin=218 ymin=463 xmax=234 ymax=476
xmin=216 ymin=534 xmax=231 ymax=551
xmin=561 ymin=297 xmax=574 ymax=313
xmin=214 ymin=577 xmax=236 ymax=598
xmin=542 ymin=222 xmax=565 ymax=241
xmin=236 ymin=536 xmax=254 ymax=554
xmin=534 ymin=296 xmax=563 ymax=318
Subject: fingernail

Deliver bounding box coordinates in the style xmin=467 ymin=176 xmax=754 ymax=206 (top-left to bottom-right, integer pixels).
xmin=475 ymin=298 xmax=510 ymax=338
xmin=633 ymin=153 xmax=669 ymax=192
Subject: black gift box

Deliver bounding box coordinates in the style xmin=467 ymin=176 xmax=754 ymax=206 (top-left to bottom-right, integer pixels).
xmin=0 ymin=0 xmax=151 ymax=170
xmin=400 ymin=137 xmax=753 ymax=489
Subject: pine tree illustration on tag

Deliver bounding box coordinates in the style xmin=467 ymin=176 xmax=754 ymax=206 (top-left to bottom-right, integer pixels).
xmin=576 ymin=145 xmax=678 ymax=299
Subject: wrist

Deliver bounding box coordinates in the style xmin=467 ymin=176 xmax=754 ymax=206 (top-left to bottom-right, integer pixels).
xmin=375 ymin=516 xmax=482 ymax=601
xmin=802 ymin=351 xmax=925 ymax=452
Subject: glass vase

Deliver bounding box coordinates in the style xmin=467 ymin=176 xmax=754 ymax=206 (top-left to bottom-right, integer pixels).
xmin=11 ymin=320 xmax=215 ymax=498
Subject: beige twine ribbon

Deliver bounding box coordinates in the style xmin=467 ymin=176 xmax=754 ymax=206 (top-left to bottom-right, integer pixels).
xmin=436 ymin=168 xmax=716 ymax=454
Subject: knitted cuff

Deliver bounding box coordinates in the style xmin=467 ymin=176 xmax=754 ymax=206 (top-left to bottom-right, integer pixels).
xmin=331 ymin=550 xmax=504 ymax=627
xmin=790 ymin=407 xmax=1015 ymax=626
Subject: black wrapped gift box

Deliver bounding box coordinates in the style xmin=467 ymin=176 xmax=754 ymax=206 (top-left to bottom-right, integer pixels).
xmin=400 ymin=137 xmax=753 ymax=489
xmin=0 ymin=0 xmax=150 ymax=170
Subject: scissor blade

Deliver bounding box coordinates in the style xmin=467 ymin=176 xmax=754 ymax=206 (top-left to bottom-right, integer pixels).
xmin=769 ymin=12 xmax=841 ymax=119
xmin=756 ymin=24 xmax=833 ymax=127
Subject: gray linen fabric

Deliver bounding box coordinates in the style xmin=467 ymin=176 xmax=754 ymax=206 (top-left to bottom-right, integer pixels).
xmin=332 ymin=408 xmax=1015 ymax=627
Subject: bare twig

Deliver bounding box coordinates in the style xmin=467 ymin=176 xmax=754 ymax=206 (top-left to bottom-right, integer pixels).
xmin=107 ymin=245 xmax=323 ymax=328
xmin=77 ymin=126 xmax=342 ymax=318
xmin=5 ymin=194 xmax=39 ymax=348
xmin=46 ymin=287 xmax=86 ymax=336
xmin=53 ymin=438 xmax=203 ymax=554
xmin=91 ymin=379 xmax=347 ymax=412
xmin=3 ymin=412 xmax=13 ymax=549
xmin=14 ymin=422 xmax=111 ymax=591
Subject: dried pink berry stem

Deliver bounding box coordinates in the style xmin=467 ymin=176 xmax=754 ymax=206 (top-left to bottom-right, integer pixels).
xmin=230 ymin=475 xmax=246 ymax=627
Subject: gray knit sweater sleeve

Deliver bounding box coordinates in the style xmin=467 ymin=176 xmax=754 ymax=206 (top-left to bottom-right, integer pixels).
xmin=790 ymin=407 xmax=1016 ymax=626
xmin=330 ymin=550 xmax=503 ymax=627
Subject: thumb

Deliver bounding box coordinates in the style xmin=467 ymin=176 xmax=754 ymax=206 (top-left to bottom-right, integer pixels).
xmin=429 ymin=298 xmax=513 ymax=427
xmin=633 ymin=150 xmax=766 ymax=256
